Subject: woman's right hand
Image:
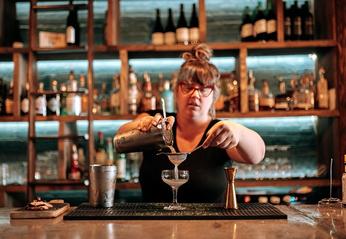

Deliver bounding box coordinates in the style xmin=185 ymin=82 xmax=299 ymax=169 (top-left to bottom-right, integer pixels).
xmin=136 ymin=113 xmax=175 ymax=132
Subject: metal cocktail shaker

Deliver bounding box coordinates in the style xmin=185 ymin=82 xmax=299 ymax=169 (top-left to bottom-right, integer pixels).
xmin=113 ymin=125 xmax=173 ymax=153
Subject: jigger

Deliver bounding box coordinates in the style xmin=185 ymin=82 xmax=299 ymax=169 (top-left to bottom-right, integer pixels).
xmin=224 ymin=167 xmax=238 ymax=209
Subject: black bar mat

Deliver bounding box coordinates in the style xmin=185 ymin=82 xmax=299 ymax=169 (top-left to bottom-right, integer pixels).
xmin=63 ymin=203 xmax=287 ymax=220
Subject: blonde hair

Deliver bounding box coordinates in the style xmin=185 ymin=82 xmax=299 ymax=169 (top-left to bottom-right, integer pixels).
xmin=175 ymin=44 xmax=220 ymax=118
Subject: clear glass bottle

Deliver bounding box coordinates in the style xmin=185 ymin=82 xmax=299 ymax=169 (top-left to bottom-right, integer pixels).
xmin=46 ymin=80 xmax=60 ymax=116
xmin=317 ymin=67 xmax=329 ymax=109
xmin=66 ymin=70 xmax=81 ymax=115
xmin=128 ymin=68 xmax=139 ymax=115
xmin=274 ymin=78 xmax=289 ymax=111
xmin=161 ymin=79 xmax=174 ymax=113
xmin=106 ymin=137 xmax=114 ymax=166
xmin=140 ymin=72 xmax=156 ymax=112
xmin=79 ymin=74 xmax=88 ymax=115
xmin=21 ymin=82 xmax=29 ymax=116
xmin=110 ymin=74 xmax=121 ymax=114
xmin=95 ymin=131 xmax=107 ymax=165
xmin=248 ymin=70 xmax=259 ymax=112
xmin=98 ymin=81 xmax=110 ymax=115
xmin=116 ymin=153 xmax=127 ymax=183
xmin=35 ymin=82 xmax=47 ymax=116
xmin=259 ymin=79 xmax=275 ymax=111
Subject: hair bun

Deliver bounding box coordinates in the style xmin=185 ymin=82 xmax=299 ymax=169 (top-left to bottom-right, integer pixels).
xmin=182 ymin=43 xmax=213 ymax=63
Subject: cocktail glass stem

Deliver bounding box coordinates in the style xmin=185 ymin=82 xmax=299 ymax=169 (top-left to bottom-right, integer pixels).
xmin=172 ymin=187 xmax=178 ymax=205
xmin=174 ymin=165 xmax=178 ymax=179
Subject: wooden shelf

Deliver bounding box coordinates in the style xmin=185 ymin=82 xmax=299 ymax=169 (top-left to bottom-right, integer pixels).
xmin=235 ymin=178 xmax=341 ymax=188
xmin=35 ymin=115 xmax=88 ymax=122
xmin=33 ymin=4 xmax=87 ymax=11
xmin=0 ymin=116 xmax=28 ymax=122
xmin=30 ymin=135 xmax=88 ymax=141
xmin=31 ymin=90 xmax=87 ymax=96
xmin=0 ymin=47 xmax=29 ymax=54
xmin=217 ymin=110 xmax=340 ymax=118
xmin=92 ymin=114 xmax=136 ymax=121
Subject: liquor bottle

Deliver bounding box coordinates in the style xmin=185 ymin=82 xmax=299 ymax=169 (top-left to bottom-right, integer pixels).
xmin=253 ymin=2 xmax=267 ymax=41
xmin=21 ymin=83 xmax=29 ymax=116
xmin=259 ymin=79 xmax=275 ymax=111
xmin=301 ymin=1 xmax=314 ymax=40
xmin=152 ymin=9 xmax=164 ymax=45
xmin=161 ymin=79 xmax=174 ymax=113
xmin=95 ymin=131 xmax=107 ymax=165
xmin=46 ymin=80 xmax=60 ymax=116
xmin=342 ymin=155 xmax=346 ymax=205
xmin=69 ymin=144 xmax=81 ymax=180
xmin=266 ymin=0 xmax=277 ymax=41
xmin=176 ymin=4 xmax=189 ymax=45
xmin=110 ymin=74 xmax=121 ymax=114
xmin=66 ymin=0 xmax=80 ymax=46
xmin=240 ymin=6 xmax=254 ymax=42
xmin=283 ymin=2 xmax=292 ymax=40
xmin=317 ymin=67 xmax=329 ymax=109
xmin=128 ymin=68 xmax=139 ymax=115
xmin=35 ymin=82 xmax=47 ymax=116
xmin=98 ymin=81 xmax=110 ymax=115
xmin=106 ymin=137 xmax=114 ymax=165
xmin=227 ymin=71 xmax=240 ymax=113
xmin=116 ymin=153 xmax=127 ymax=182
xmin=164 ymin=8 xmax=176 ymax=45
xmin=0 ymin=78 xmax=6 ymax=115
xmin=79 ymin=74 xmax=88 ymax=115
xmin=60 ymin=83 xmax=68 ymax=115
xmin=291 ymin=1 xmax=302 ymax=40
xmin=92 ymin=88 xmax=101 ymax=114
xmin=140 ymin=72 xmax=156 ymax=112
xmin=189 ymin=3 xmax=199 ymax=44
xmin=274 ymin=78 xmax=289 ymax=111
xmin=5 ymin=80 xmax=13 ymax=115
xmin=66 ymin=70 xmax=81 ymax=115
xmin=248 ymin=70 xmax=259 ymax=112
xmin=295 ymin=73 xmax=314 ymax=110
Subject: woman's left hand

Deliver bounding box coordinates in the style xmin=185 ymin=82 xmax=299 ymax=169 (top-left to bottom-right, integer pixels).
xmin=202 ymin=121 xmax=240 ymax=149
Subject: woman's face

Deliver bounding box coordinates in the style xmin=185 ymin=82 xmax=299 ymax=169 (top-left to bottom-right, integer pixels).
xmin=175 ymin=82 xmax=214 ymax=119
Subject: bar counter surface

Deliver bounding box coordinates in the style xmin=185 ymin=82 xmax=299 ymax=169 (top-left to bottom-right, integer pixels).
xmin=0 ymin=204 xmax=345 ymax=239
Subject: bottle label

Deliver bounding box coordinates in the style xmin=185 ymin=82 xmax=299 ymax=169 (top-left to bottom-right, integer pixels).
xmin=21 ymin=98 xmax=29 ymax=114
xmin=66 ymin=94 xmax=81 ymax=115
xmin=48 ymin=97 xmax=60 ymax=113
xmin=254 ymin=19 xmax=266 ymax=34
xmin=241 ymin=23 xmax=253 ymax=38
xmin=176 ymin=27 xmax=189 ymax=44
xmin=267 ymin=20 xmax=277 ymax=34
xmin=35 ymin=96 xmax=46 ymax=116
xmin=164 ymin=32 xmax=176 ymax=45
xmin=66 ymin=26 xmax=75 ymax=44
xmin=294 ymin=17 xmax=302 ymax=35
xmin=152 ymin=32 xmax=164 ymax=45
xmin=189 ymin=27 xmax=200 ymax=43
xmin=5 ymin=99 xmax=13 ymax=114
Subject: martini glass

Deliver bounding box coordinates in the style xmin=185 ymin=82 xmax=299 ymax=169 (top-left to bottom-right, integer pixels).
xmin=162 ymin=169 xmax=189 ymax=210
xmin=317 ymin=158 xmax=343 ymax=216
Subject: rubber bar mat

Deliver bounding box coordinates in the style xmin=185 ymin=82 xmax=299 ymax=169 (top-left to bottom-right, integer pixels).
xmin=64 ymin=203 xmax=287 ymax=220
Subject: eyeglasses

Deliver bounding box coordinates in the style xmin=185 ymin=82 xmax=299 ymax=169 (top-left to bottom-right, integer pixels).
xmin=179 ymin=83 xmax=214 ymax=97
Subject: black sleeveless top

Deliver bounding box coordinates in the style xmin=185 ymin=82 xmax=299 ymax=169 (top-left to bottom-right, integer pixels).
xmin=139 ymin=111 xmax=232 ymax=203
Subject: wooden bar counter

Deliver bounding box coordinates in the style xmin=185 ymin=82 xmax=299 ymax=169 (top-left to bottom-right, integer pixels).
xmin=0 ymin=204 xmax=345 ymax=239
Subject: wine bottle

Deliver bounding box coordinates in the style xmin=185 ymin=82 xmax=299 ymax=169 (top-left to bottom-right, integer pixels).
xmin=240 ymin=6 xmax=254 ymax=42
xmin=266 ymin=0 xmax=277 ymax=41
xmin=254 ymin=2 xmax=267 ymax=41
xmin=283 ymin=2 xmax=292 ymax=40
xmin=66 ymin=0 xmax=80 ymax=46
xmin=151 ymin=9 xmax=164 ymax=45
xmin=46 ymin=79 xmax=60 ymax=116
xmin=291 ymin=1 xmax=302 ymax=40
xmin=5 ymin=80 xmax=13 ymax=115
xmin=301 ymin=1 xmax=314 ymax=40
xmin=164 ymin=8 xmax=176 ymax=45
xmin=95 ymin=131 xmax=107 ymax=165
xmin=189 ymin=3 xmax=199 ymax=44
xmin=35 ymin=82 xmax=47 ymax=116
xmin=176 ymin=4 xmax=189 ymax=45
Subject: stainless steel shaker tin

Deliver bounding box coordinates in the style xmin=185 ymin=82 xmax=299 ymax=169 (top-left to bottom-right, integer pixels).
xmin=89 ymin=164 xmax=117 ymax=208
xmin=114 ymin=125 xmax=173 ymax=153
